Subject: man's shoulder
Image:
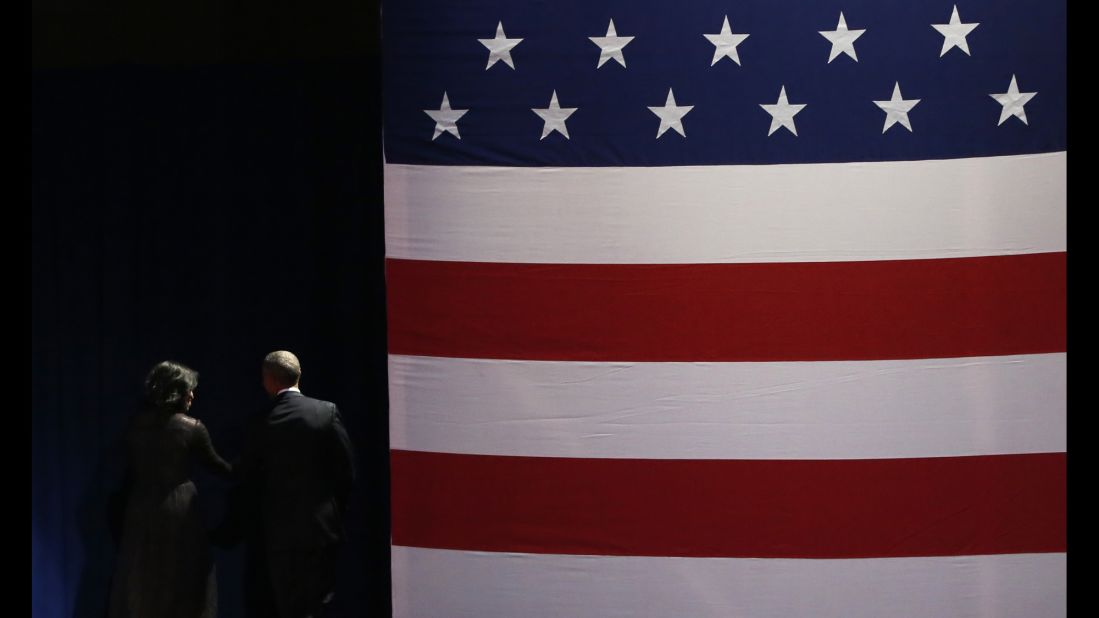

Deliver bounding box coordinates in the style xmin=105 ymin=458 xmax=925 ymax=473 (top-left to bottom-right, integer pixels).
xmin=278 ymin=393 xmax=337 ymax=423
xmin=297 ymin=393 xmax=336 ymax=409
xmin=310 ymin=397 xmax=340 ymax=424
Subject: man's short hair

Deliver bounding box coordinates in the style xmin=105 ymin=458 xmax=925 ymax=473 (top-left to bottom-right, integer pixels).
xmin=263 ymin=350 xmax=302 ymax=387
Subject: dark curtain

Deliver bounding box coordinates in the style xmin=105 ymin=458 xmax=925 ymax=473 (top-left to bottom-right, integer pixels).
xmin=31 ymin=3 xmax=389 ymax=617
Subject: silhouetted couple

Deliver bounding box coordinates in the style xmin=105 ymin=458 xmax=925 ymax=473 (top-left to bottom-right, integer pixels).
xmin=109 ymin=351 xmax=356 ymax=618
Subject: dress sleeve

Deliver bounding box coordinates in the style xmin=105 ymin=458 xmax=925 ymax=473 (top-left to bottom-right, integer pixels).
xmin=191 ymin=419 xmax=233 ymax=477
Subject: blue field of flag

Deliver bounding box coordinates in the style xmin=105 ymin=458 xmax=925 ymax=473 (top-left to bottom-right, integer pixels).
xmin=383 ymin=0 xmax=1065 ymax=166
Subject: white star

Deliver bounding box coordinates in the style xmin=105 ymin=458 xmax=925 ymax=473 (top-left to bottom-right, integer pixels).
xmin=478 ymin=21 xmax=523 ymax=69
xmin=590 ymin=19 xmax=635 ymax=68
xmin=648 ymin=88 xmax=693 ymax=138
xmin=932 ymin=6 xmax=979 ymax=57
xmin=819 ymin=12 xmax=866 ymax=63
xmin=532 ymin=91 xmax=578 ymax=140
xmin=424 ymin=92 xmax=468 ymax=140
xmin=704 ymin=15 xmax=750 ymax=66
xmin=990 ymin=75 xmax=1037 ymax=126
xmin=760 ymin=86 xmax=806 ymax=136
xmin=873 ymin=82 xmax=920 ymax=133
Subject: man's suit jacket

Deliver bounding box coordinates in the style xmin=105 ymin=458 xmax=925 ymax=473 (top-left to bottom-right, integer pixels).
xmin=239 ymin=391 xmax=356 ymax=552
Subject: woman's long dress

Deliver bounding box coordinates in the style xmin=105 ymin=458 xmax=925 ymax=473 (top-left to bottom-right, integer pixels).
xmin=109 ymin=411 xmax=231 ymax=618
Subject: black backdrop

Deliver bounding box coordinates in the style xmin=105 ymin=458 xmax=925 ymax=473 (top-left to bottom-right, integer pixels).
xmin=31 ymin=2 xmax=388 ymax=617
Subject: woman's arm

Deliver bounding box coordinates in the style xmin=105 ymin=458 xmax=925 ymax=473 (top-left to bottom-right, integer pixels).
xmin=190 ymin=419 xmax=233 ymax=477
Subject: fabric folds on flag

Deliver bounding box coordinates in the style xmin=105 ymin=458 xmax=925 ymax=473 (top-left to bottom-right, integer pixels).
xmin=383 ymin=0 xmax=1065 ymax=615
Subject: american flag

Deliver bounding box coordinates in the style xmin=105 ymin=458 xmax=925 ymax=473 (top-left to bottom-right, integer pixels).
xmin=383 ymin=1 xmax=1065 ymax=615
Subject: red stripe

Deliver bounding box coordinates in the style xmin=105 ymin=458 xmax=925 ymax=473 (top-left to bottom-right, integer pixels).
xmin=391 ymin=450 xmax=1066 ymax=558
xmin=386 ymin=253 xmax=1065 ymax=361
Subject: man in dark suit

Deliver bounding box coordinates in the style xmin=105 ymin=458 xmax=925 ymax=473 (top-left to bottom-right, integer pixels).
xmin=235 ymin=350 xmax=356 ymax=618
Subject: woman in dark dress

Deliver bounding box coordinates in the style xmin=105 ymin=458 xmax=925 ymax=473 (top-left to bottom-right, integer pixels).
xmin=109 ymin=361 xmax=232 ymax=618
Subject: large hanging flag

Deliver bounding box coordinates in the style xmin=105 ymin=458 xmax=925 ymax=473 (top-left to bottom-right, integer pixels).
xmin=383 ymin=1 xmax=1065 ymax=615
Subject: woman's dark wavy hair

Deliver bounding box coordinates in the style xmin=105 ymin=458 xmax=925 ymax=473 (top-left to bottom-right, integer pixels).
xmin=143 ymin=361 xmax=198 ymax=412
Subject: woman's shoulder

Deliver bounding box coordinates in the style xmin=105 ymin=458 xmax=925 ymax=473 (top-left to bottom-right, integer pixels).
xmin=168 ymin=413 xmax=205 ymax=431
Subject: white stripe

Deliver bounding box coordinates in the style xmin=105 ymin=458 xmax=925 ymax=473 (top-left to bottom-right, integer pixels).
xmin=389 ymin=353 xmax=1066 ymax=460
xmin=384 ymin=152 xmax=1065 ymax=264
xmin=392 ymin=546 xmax=1065 ymax=618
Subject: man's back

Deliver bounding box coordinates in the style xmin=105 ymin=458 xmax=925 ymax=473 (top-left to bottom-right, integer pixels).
xmin=257 ymin=391 xmax=355 ymax=550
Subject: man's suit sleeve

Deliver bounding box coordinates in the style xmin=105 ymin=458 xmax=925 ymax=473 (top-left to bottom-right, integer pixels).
xmin=326 ymin=404 xmax=356 ymax=510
